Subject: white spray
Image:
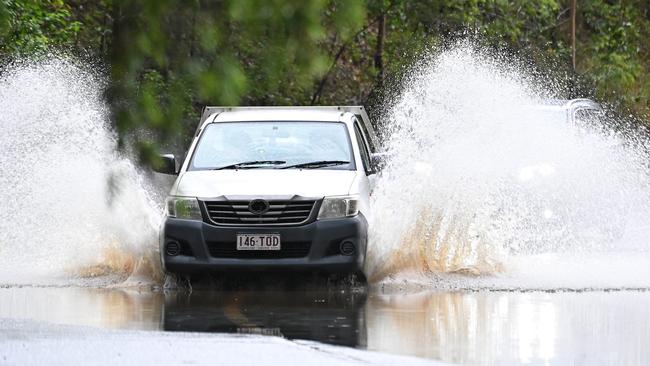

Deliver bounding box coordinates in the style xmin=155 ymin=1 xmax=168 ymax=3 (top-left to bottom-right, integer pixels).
xmin=367 ymin=45 xmax=650 ymax=289
xmin=0 ymin=59 xmax=163 ymax=286
xmin=2 ymin=49 xmax=649 ymax=290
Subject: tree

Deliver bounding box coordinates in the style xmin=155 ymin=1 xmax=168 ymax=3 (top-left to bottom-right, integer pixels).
xmin=0 ymin=0 xmax=82 ymax=55
xmin=1 ymin=0 xmax=649 ymax=147
xmin=107 ymin=0 xmax=365 ymax=165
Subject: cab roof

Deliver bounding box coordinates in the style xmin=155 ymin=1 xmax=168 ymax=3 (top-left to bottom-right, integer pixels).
xmin=211 ymin=108 xmax=346 ymax=123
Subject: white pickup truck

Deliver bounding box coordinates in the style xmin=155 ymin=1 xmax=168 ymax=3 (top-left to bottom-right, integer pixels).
xmin=154 ymin=106 xmax=383 ymax=278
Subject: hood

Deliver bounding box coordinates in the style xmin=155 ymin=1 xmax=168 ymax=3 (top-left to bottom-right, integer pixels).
xmin=173 ymin=169 xmax=358 ymax=198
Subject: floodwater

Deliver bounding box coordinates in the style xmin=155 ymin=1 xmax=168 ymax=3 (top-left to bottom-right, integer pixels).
xmin=1 ymin=286 xmax=648 ymax=365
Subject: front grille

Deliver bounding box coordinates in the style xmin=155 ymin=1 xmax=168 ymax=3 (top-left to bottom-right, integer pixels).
xmin=207 ymin=241 xmax=311 ymax=259
xmin=204 ymin=199 xmax=317 ymax=225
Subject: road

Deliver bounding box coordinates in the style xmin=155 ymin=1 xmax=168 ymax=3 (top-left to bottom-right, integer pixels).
xmin=0 ymin=286 xmax=648 ymax=365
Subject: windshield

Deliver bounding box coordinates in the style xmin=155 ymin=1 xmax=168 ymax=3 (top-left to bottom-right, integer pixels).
xmin=189 ymin=121 xmax=355 ymax=170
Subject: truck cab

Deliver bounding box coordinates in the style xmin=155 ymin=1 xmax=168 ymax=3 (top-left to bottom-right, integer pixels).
xmin=155 ymin=106 xmax=381 ymax=278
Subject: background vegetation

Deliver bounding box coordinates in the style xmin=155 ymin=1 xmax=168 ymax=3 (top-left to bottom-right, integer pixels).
xmin=1 ymin=0 xmax=649 ymax=163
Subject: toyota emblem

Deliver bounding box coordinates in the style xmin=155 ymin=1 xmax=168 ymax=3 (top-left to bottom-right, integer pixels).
xmin=248 ymin=199 xmax=270 ymax=215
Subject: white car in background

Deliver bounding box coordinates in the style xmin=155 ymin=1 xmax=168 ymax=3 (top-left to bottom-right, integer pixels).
xmin=154 ymin=106 xmax=384 ymax=279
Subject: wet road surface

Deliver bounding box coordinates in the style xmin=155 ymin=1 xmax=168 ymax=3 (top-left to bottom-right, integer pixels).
xmin=0 ymin=286 xmax=648 ymax=365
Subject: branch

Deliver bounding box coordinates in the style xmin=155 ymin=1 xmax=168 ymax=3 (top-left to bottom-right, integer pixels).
xmin=310 ymin=2 xmax=396 ymax=105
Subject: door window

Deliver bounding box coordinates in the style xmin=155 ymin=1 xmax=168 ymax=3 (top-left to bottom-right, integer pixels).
xmin=354 ymin=121 xmax=372 ymax=175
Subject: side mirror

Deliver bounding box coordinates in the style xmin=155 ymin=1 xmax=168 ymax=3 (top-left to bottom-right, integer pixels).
xmin=370 ymin=152 xmax=390 ymax=173
xmin=153 ymin=154 xmax=177 ymax=175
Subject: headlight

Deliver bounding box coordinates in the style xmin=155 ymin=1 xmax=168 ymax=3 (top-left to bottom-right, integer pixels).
xmin=317 ymin=195 xmax=359 ymax=220
xmin=166 ymin=196 xmax=202 ymax=220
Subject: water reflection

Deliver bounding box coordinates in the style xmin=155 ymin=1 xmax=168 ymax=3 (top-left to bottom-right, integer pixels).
xmin=163 ymin=290 xmax=367 ymax=347
xmin=0 ymin=287 xmax=162 ymax=330
xmin=366 ymin=291 xmax=650 ymax=365
xmin=0 ymin=287 xmax=648 ymax=365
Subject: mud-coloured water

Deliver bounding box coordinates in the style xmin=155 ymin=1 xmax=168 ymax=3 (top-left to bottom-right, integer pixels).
xmin=0 ymin=287 xmax=647 ymax=365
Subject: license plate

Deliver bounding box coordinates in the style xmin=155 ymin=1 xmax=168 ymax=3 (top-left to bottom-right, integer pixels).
xmin=237 ymin=327 xmax=282 ymax=336
xmin=236 ymin=233 xmax=281 ymax=250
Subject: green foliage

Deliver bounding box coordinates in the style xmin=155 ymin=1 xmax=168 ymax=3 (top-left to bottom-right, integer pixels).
xmin=0 ymin=0 xmax=649 ymax=163
xmin=0 ymin=0 xmax=82 ymax=55
xmin=372 ymin=0 xmax=650 ymax=118
xmin=107 ymin=0 xmax=366 ymax=164
xmin=580 ymin=0 xmax=650 ymax=115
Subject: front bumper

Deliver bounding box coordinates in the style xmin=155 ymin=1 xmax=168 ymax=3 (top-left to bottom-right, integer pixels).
xmin=160 ymin=214 xmax=367 ymax=274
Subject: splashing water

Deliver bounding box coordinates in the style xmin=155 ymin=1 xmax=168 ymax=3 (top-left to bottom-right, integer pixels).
xmin=0 ymin=59 xmax=163 ymax=286
xmin=2 ymin=49 xmax=649 ymax=291
xmin=367 ymin=44 xmax=650 ymax=289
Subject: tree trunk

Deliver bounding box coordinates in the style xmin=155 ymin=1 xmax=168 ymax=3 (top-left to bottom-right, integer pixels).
xmin=374 ymin=13 xmax=386 ymax=86
xmin=570 ymin=0 xmax=577 ymax=70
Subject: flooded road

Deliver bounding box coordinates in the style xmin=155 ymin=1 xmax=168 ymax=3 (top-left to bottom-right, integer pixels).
xmin=2 ymin=49 xmax=650 ymax=366
xmin=1 ymin=286 xmax=648 ymax=365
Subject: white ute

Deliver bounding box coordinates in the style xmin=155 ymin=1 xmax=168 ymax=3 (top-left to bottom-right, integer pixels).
xmin=154 ymin=106 xmax=384 ymax=278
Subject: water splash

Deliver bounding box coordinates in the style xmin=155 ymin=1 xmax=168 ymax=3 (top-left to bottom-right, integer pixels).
xmin=2 ymin=49 xmax=649 ymax=291
xmin=367 ymin=44 xmax=650 ymax=289
xmin=0 ymin=58 xmax=163 ymax=286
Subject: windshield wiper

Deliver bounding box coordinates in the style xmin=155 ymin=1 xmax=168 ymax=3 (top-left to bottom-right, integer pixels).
xmin=213 ymin=160 xmax=286 ymax=170
xmin=279 ymin=160 xmax=350 ymax=169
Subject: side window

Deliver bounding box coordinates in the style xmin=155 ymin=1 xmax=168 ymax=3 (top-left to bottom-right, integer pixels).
xmin=355 ymin=115 xmax=376 ymax=153
xmin=354 ymin=122 xmax=372 ymax=175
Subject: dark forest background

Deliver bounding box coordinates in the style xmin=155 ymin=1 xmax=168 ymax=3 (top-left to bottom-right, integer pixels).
xmin=1 ymin=1 xmax=649 ymax=163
